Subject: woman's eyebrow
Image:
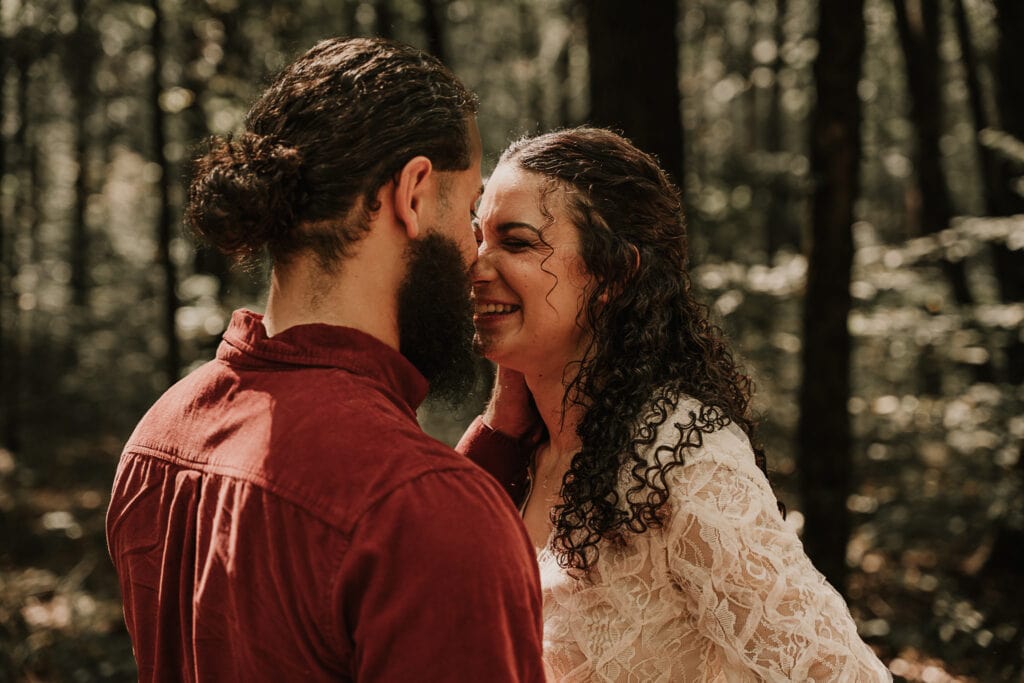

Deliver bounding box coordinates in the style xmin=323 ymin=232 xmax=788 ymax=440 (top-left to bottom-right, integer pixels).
xmin=496 ymin=221 xmax=540 ymax=234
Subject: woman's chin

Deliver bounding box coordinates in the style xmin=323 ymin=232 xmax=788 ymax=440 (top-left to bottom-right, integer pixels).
xmin=477 ymin=345 xmax=527 ymax=374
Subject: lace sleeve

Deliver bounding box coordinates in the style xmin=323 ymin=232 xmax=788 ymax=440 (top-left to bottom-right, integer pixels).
xmin=662 ymin=426 xmax=892 ymax=682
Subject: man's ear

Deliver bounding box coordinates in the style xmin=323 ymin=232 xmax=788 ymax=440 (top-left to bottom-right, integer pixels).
xmin=392 ymin=156 xmax=434 ymax=240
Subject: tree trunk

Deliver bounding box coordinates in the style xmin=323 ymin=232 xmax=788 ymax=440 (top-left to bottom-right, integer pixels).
xmin=69 ymin=0 xmax=96 ymax=309
xmin=797 ymin=0 xmax=866 ymax=595
xmin=952 ymin=0 xmax=999 ymax=215
xmin=893 ymin=0 xmax=972 ymax=304
xmin=554 ymin=19 xmax=572 ymax=128
xmin=992 ymin=0 xmax=1024 ymax=383
xmin=519 ymin=1 xmax=544 ymax=130
xmin=585 ymin=0 xmax=684 ymax=182
xmin=0 ymin=5 xmax=14 ymax=452
xmin=375 ymin=0 xmax=395 ymax=39
xmin=420 ymin=0 xmax=446 ymax=62
xmin=765 ymin=0 xmax=798 ymax=257
xmin=991 ymin=0 xmax=1024 ymax=291
xmin=151 ymin=0 xmax=179 ymax=385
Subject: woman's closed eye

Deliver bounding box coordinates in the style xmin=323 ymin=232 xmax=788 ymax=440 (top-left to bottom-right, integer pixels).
xmin=502 ymin=237 xmax=534 ymax=251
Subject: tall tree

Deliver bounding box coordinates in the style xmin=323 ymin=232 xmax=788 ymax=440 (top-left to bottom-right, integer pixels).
xmin=0 ymin=0 xmax=12 ymax=451
xmin=151 ymin=0 xmax=179 ymax=384
xmin=553 ymin=10 xmax=572 ymax=128
xmin=68 ymin=0 xmax=99 ymax=309
xmin=519 ymin=0 xmax=544 ymax=129
xmin=375 ymin=0 xmax=395 ymax=39
xmin=420 ymin=0 xmax=446 ymax=61
xmin=893 ymin=0 xmax=972 ymax=304
xmin=991 ymin=0 xmax=1024 ymax=383
xmin=952 ymin=0 xmax=999 ymax=215
xmin=764 ymin=0 xmax=799 ymax=256
xmin=797 ymin=0 xmax=866 ymax=594
xmin=585 ymin=0 xmax=683 ymax=181
xmin=2 ymin=26 xmax=43 ymax=454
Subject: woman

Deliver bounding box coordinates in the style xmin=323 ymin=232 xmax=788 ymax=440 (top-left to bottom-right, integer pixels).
xmin=461 ymin=127 xmax=891 ymax=682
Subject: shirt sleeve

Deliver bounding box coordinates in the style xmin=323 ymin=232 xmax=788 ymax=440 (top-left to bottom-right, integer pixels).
xmin=662 ymin=428 xmax=892 ymax=682
xmin=332 ymin=466 xmax=546 ymax=682
xmin=455 ymin=416 xmax=532 ymax=507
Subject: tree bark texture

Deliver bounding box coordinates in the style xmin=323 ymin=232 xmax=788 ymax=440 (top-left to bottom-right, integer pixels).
xmin=585 ymin=0 xmax=684 ymax=181
xmin=797 ymin=0 xmax=866 ymax=595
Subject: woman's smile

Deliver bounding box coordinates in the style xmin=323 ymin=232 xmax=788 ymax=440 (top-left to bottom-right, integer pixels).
xmin=470 ymin=163 xmax=592 ymax=374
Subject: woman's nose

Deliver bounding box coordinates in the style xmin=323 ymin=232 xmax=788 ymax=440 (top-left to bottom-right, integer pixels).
xmin=471 ymin=244 xmax=495 ymax=285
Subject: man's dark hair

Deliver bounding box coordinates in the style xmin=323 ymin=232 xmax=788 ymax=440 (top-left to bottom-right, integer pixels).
xmin=185 ymin=37 xmax=478 ymax=267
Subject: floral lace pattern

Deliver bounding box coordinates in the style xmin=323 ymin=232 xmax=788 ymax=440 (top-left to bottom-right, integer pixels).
xmin=538 ymin=398 xmax=892 ymax=682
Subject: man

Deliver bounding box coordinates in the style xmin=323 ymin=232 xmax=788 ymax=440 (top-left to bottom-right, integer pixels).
xmin=106 ymin=38 xmax=545 ymax=681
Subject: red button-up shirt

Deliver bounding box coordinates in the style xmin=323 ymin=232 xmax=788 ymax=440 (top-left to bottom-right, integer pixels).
xmin=106 ymin=310 xmax=544 ymax=682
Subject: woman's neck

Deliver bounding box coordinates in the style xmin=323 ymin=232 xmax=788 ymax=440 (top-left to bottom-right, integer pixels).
xmin=525 ymin=367 xmax=584 ymax=461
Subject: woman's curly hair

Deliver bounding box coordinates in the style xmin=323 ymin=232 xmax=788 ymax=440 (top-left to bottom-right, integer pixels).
xmin=501 ymin=127 xmax=774 ymax=574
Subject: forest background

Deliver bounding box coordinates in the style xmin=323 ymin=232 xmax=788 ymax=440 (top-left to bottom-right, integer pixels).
xmin=1 ymin=0 xmax=1022 ymax=680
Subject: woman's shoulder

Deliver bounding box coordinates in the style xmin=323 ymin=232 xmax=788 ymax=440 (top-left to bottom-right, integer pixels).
xmin=624 ymin=393 xmax=784 ymax=525
xmin=633 ymin=392 xmax=764 ymax=481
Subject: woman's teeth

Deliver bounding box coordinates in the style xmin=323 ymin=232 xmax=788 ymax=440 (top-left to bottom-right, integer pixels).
xmin=477 ymin=303 xmax=518 ymax=314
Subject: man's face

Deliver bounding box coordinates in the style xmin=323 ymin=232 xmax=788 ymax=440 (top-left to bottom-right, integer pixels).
xmin=428 ymin=118 xmax=484 ymax=270
xmin=396 ymin=119 xmax=484 ymax=404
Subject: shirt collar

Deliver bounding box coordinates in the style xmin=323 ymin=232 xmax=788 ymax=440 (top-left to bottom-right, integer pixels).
xmin=216 ymin=309 xmax=429 ymax=411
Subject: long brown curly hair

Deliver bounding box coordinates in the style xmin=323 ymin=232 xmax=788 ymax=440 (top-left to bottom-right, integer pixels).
xmin=501 ymin=127 xmax=774 ymax=574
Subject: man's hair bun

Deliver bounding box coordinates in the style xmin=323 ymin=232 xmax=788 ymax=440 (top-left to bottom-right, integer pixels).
xmin=184 ymin=132 xmax=304 ymax=259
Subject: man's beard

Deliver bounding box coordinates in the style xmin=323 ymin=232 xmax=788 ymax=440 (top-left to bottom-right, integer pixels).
xmin=397 ymin=232 xmax=477 ymax=405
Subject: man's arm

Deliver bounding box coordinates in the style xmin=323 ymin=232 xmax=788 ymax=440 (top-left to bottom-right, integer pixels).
xmin=333 ymin=467 xmax=545 ymax=682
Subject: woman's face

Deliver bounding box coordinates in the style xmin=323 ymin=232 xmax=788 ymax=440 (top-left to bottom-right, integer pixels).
xmin=471 ymin=162 xmax=593 ymax=376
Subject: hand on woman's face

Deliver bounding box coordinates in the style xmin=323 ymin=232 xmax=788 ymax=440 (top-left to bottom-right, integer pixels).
xmin=471 ymin=162 xmax=593 ymax=378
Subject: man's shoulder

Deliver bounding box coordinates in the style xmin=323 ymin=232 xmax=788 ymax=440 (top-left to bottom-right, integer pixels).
xmin=123 ymin=360 xmax=489 ymax=536
xmin=291 ymin=417 xmax=491 ymax=526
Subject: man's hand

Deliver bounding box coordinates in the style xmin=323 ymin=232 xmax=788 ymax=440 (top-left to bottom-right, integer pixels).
xmin=481 ymin=366 xmax=540 ymax=440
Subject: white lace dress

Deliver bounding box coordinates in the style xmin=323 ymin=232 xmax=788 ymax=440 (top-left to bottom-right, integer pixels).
xmin=534 ymin=398 xmax=892 ymax=682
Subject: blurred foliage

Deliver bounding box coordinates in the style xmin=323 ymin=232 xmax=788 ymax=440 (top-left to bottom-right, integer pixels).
xmin=1 ymin=0 xmax=1023 ymax=681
